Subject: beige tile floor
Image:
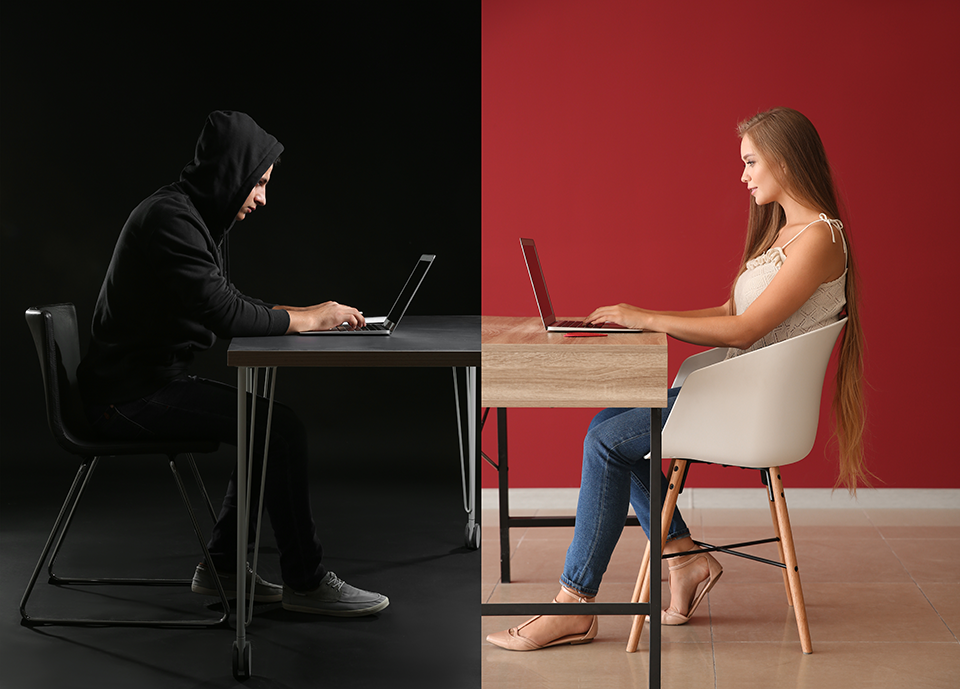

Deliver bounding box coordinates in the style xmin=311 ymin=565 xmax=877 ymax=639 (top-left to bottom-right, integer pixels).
xmin=481 ymin=503 xmax=960 ymax=688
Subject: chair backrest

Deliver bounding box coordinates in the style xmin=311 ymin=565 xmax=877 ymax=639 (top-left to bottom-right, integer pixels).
xmin=25 ymin=303 xmax=96 ymax=453
xmin=662 ymin=318 xmax=847 ymax=468
xmin=671 ymin=347 xmax=728 ymax=388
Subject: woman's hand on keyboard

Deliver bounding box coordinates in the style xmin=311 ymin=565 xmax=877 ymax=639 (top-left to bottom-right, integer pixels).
xmin=585 ymin=303 xmax=646 ymax=330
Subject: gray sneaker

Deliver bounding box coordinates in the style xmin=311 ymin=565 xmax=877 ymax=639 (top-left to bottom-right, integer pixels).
xmin=191 ymin=562 xmax=283 ymax=603
xmin=282 ymin=571 xmax=389 ymax=616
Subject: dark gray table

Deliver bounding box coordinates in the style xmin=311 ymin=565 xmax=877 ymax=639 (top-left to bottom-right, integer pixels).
xmin=226 ymin=315 xmax=480 ymax=679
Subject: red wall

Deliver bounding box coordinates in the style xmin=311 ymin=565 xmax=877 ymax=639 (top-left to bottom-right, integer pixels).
xmin=481 ymin=0 xmax=960 ymax=489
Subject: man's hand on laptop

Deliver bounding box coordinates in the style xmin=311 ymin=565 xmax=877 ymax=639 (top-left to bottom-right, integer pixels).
xmin=280 ymin=302 xmax=366 ymax=333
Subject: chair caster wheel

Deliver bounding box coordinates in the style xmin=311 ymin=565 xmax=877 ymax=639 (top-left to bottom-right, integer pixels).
xmin=232 ymin=640 xmax=252 ymax=680
xmin=465 ymin=522 xmax=480 ymax=549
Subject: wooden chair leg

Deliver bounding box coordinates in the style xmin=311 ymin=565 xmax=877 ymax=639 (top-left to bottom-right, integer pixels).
xmin=626 ymin=540 xmax=651 ymax=652
xmin=626 ymin=459 xmax=685 ymax=652
xmin=766 ymin=486 xmax=794 ymax=607
xmin=769 ymin=467 xmax=813 ymax=654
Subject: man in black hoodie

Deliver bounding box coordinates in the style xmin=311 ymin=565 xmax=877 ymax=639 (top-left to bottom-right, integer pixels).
xmin=78 ymin=111 xmax=388 ymax=616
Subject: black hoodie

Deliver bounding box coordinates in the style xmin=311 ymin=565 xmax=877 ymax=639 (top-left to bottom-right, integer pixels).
xmin=79 ymin=111 xmax=289 ymax=405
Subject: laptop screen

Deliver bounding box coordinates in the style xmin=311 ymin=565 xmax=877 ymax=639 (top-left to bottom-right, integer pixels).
xmin=520 ymin=238 xmax=556 ymax=326
xmin=385 ymin=254 xmax=435 ymax=326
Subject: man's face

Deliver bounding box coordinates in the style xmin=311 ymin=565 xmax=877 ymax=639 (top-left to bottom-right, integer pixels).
xmin=235 ymin=164 xmax=274 ymax=221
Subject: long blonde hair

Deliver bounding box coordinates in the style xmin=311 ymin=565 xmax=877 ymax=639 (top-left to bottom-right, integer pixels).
xmin=736 ymin=108 xmax=867 ymax=493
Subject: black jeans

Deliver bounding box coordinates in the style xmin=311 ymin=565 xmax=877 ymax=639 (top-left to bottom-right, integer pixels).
xmin=85 ymin=375 xmax=325 ymax=591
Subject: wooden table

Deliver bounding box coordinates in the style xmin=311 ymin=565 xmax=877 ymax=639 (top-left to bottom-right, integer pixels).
xmin=227 ymin=315 xmax=480 ymax=680
xmin=481 ymin=316 xmax=667 ymax=687
xmin=482 ymin=315 xmax=667 ymax=408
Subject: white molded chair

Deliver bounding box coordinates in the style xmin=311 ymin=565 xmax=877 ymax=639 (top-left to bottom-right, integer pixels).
xmin=627 ymin=317 xmax=848 ymax=655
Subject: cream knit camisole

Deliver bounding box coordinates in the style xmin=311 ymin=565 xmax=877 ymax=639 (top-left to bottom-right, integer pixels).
xmin=726 ymin=213 xmax=847 ymax=360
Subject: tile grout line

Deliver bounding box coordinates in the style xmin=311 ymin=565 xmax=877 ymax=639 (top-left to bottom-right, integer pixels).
xmin=484 ymin=487 xmax=960 ymax=511
xmin=708 ymin=640 xmax=960 ymax=645
xmin=860 ymin=507 xmax=960 ymax=645
xmin=709 ymin=592 xmax=719 ymax=689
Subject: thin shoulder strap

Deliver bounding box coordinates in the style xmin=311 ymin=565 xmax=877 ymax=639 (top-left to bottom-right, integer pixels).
xmin=782 ymin=213 xmax=847 ymax=263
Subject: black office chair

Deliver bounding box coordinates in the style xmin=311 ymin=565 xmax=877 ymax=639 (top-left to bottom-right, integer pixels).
xmin=21 ymin=303 xmax=230 ymax=627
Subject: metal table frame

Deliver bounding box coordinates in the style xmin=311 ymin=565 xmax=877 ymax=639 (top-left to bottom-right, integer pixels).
xmin=226 ymin=316 xmax=480 ymax=679
xmin=479 ymin=407 xmax=662 ymax=687
xmin=480 ymin=316 xmax=666 ymax=688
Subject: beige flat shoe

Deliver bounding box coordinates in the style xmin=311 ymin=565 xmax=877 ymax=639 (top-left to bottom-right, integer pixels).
xmin=486 ymin=588 xmax=599 ymax=651
xmin=661 ymin=552 xmax=723 ymax=626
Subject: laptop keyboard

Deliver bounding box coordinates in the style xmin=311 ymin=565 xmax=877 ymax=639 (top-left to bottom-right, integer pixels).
xmin=333 ymin=323 xmax=389 ymax=331
xmin=554 ymin=320 xmax=628 ymax=329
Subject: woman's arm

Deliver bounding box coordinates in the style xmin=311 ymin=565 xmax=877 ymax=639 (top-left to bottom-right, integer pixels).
xmin=635 ymin=303 xmax=734 ymax=319
xmin=586 ymin=301 xmax=745 ymax=347
xmin=587 ymin=223 xmax=844 ymax=348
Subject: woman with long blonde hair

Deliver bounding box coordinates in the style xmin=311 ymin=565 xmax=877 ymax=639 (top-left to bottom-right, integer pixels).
xmin=487 ymin=107 xmax=866 ymax=651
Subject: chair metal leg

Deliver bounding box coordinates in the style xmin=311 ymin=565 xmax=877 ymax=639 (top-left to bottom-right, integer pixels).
xmin=20 ymin=461 xmax=92 ymax=623
xmin=186 ymin=452 xmax=219 ymax=523
xmin=769 ymin=467 xmax=813 ymax=654
xmin=169 ymin=457 xmax=231 ymax=624
xmin=20 ymin=454 xmax=230 ymax=628
xmin=45 ymin=455 xmax=192 ymax=589
xmin=46 ymin=457 xmax=100 ymax=582
xmin=626 ymin=458 xmax=685 ymax=652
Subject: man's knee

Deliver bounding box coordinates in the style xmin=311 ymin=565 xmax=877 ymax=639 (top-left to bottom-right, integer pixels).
xmin=269 ymin=403 xmax=308 ymax=447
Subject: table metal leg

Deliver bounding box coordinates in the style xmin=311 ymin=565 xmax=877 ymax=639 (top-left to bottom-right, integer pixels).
xmin=454 ymin=367 xmax=480 ymax=549
xmin=233 ymin=366 xmax=278 ymax=680
xmin=234 ymin=366 xmax=250 ymax=680
xmin=470 ymin=368 xmax=480 ymax=550
xmin=482 ymin=406 xmax=663 ymax=689
xmin=496 ymin=408 xmax=511 ymax=583
xmin=649 ymin=407 xmax=661 ymax=688
xmin=246 ymin=368 xmax=276 ymax=627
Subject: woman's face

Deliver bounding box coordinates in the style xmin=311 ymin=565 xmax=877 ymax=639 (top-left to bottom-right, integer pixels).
xmin=740 ymin=135 xmax=784 ymax=206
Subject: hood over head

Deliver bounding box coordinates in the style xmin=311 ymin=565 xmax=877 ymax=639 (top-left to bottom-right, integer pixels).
xmin=179 ymin=111 xmax=284 ymax=240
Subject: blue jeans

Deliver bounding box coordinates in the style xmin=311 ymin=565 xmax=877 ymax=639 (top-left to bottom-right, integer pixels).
xmin=85 ymin=375 xmax=326 ymax=591
xmin=560 ymin=388 xmax=688 ymax=597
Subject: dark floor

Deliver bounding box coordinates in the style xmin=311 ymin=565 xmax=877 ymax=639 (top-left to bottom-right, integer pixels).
xmin=0 ymin=431 xmax=480 ymax=689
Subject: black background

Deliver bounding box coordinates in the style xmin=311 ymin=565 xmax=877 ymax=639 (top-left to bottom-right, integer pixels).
xmin=1 ymin=3 xmax=477 ymax=455
xmin=1 ymin=5 xmax=479 ymax=687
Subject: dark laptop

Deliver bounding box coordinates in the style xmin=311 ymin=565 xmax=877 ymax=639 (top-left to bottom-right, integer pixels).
xmin=520 ymin=238 xmax=641 ymax=332
xmin=301 ymin=254 xmax=435 ymax=335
